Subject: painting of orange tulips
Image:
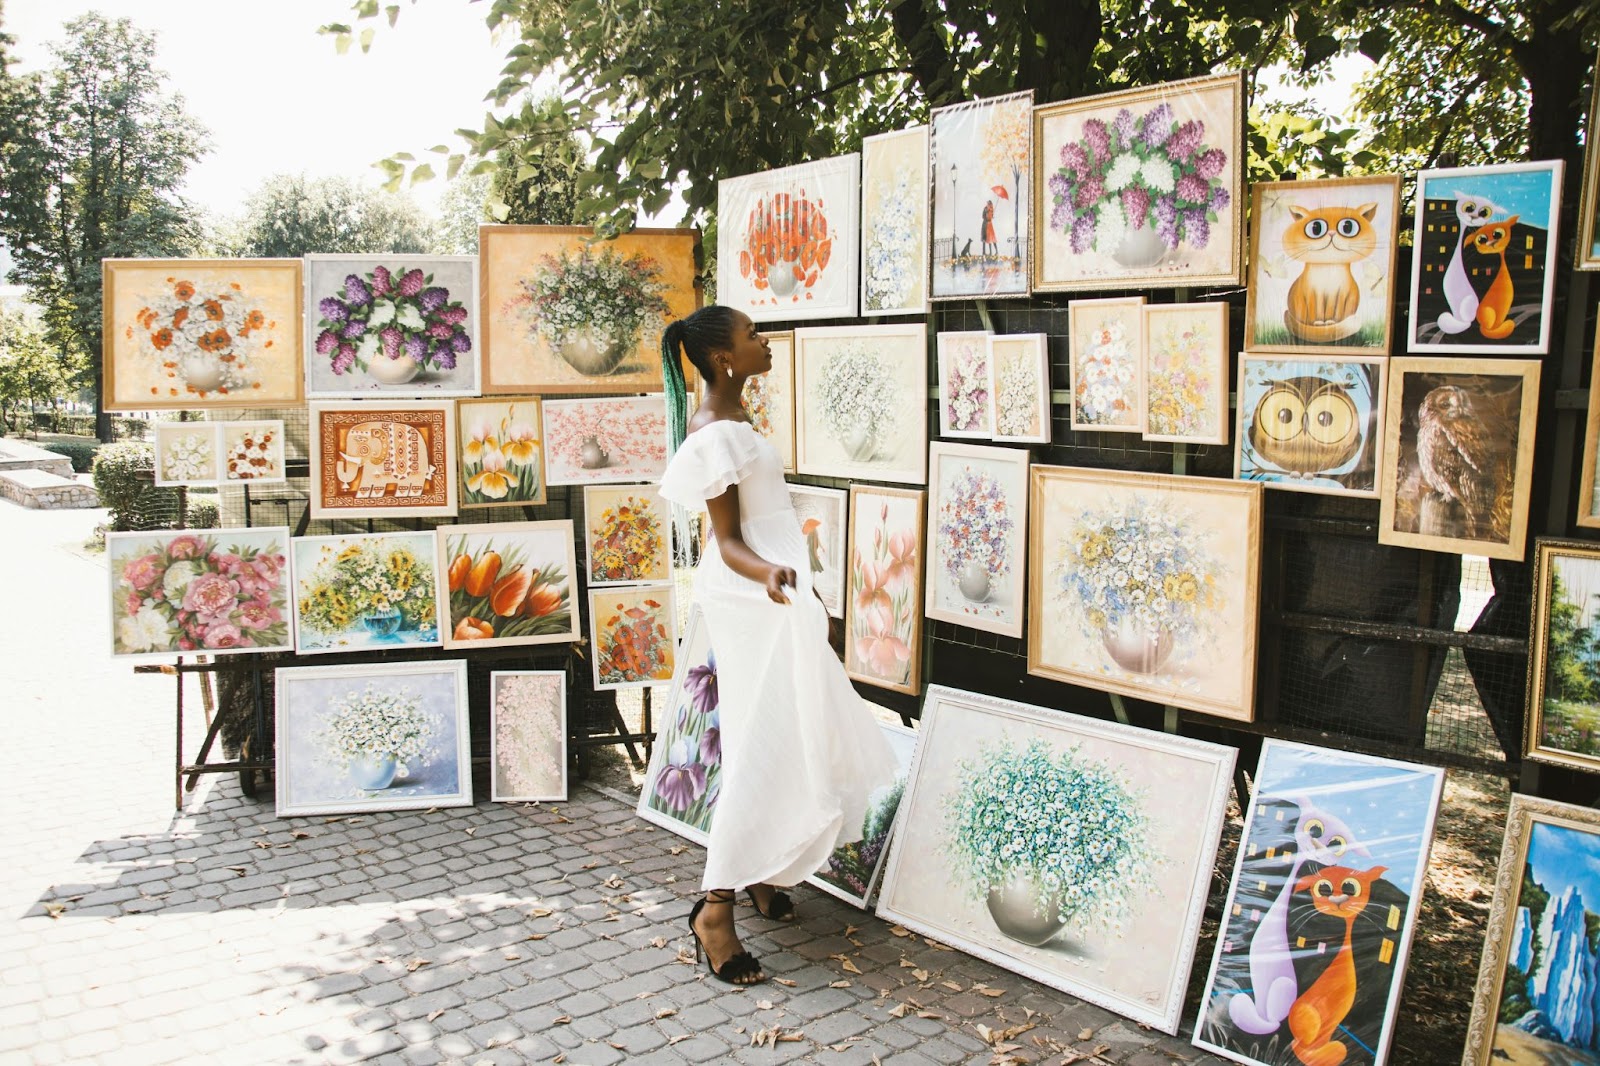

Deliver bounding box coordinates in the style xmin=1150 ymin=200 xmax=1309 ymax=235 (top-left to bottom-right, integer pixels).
xmin=845 ymin=485 xmax=926 ymax=696
xmin=435 ymin=521 xmax=581 ymax=650
xmin=588 ymin=584 xmax=676 ymax=690
xmin=457 ymin=398 xmax=546 ymax=508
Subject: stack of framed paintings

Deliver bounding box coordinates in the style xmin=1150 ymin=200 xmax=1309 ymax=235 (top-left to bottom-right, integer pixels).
xmin=929 ymin=91 xmax=1034 ymax=301
xmin=806 ymin=720 xmax=919 ymax=909
xmin=845 ymin=484 xmax=926 ymax=696
xmin=925 ymin=442 xmax=1029 ymax=640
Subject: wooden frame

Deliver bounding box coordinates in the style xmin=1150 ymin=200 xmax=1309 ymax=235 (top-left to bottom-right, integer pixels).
xmin=794 ymin=323 xmax=928 ymax=485
xmin=1031 ymin=72 xmax=1245 ymax=294
xmin=1243 ymin=174 xmax=1402 ymax=356
xmin=986 ymin=333 xmax=1051 ymax=444
xmin=1524 ymin=538 xmax=1600 ymax=773
xmin=845 ymin=483 xmax=926 ymax=696
xmin=1028 ymin=464 xmax=1262 ymax=722
xmin=588 ymin=583 xmax=677 ymax=690
xmin=102 ymin=258 xmax=304 ymax=411
xmin=935 ymin=330 xmax=994 ymax=438
xmin=929 ymin=90 xmax=1034 ymax=301
xmin=787 ymin=483 xmax=848 ymax=618
xmin=1378 ymin=356 xmax=1541 ymax=560
xmin=876 ymin=685 xmax=1236 ymax=1034
xmin=582 ymin=484 xmax=672 ymax=587
xmin=435 ymin=520 xmax=581 ymax=650
xmin=540 ymin=394 xmax=669 ymax=486
xmin=308 ymin=400 xmax=458 ymax=520
xmin=1141 ymin=302 xmax=1229 ymax=445
xmin=745 ymin=330 xmax=796 ymax=473
xmin=1461 ymin=794 xmax=1600 ymax=1064
xmin=488 ymin=670 xmax=569 ymax=802
xmin=290 ymin=531 xmax=442 ymax=655
xmin=1235 ymin=354 xmax=1386 ymax=498
xmin=861 ymin=124 xmax=931 ymax=315
xmin=1068 ymin=296 xmax=1145 ymax=434
xmin=456 ymin=397 xmax=548 ymax=508
xmin=153 ymin=422 xmax=222 ymax=486
xmin=218 ymin=420 xmax=288 ymax=485
xmin=1576 ymin=324 xmax=1600 ymax=526
xmin=924 ymin=441 xmax=1030 ymax=640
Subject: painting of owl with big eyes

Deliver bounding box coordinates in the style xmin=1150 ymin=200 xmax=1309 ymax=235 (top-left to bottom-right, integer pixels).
xmin=1250 ymin=377 xmax=1361 ymax=476
xmin=1235 ymin=356 xmax=1385 ymax=497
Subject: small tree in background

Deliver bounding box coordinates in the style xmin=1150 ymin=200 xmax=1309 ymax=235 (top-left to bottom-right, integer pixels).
xmin=215 ymin=172 xmax=435 ymax=258
xmin=0 ymin=307 xmax=77 ymax=435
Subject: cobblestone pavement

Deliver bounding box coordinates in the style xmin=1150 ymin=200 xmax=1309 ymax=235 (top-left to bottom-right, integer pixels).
xmin=1 ymin=502 xmax=1224 ymax=1065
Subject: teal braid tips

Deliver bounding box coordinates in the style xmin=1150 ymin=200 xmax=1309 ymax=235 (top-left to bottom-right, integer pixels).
xmin=662 ymin=323 xmax=689 ymax=455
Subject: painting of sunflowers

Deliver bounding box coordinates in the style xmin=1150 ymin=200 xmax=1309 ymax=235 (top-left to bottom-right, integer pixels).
xmin=435 ymin=521 xmax=580 ymax=650
xmin=456 ymin=398 xmax=547 ymax=508
xmin=583 ymin=484 xmax=671 ymax=587
xmin=588 ymin=584 xmax=676 ymax=690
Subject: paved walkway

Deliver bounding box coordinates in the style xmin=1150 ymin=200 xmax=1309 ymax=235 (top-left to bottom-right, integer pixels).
xmin=0 ymin=501 xmax=1219 ymax=1065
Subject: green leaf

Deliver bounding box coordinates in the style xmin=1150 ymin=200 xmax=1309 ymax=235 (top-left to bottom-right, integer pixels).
xmin=446 ymin=154 xmax=465 ymax=181
xmin=359 ymin=27 xmax=376 ymax=53
xmin=1358 ymin=27 xmax=1392 ymax=63
xmin=334 ymin=33 xmax=353 ymax=56
xmin=385 ymin=4 xmax=401 ymax=28
xmin=1299 ymin=33 xmax=1339 ymax=72
xmin=409 ymin=163 xmax=436 ymax=185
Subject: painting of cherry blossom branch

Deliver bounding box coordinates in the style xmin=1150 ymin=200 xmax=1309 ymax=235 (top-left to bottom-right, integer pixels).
xmin=489 ymin=671 xmax=568 ymax=802
xmin=541 ymin=395 xmax=669 ymax=486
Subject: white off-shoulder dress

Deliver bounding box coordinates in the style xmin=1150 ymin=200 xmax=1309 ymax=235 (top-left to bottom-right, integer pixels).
xmin=659 ymin=419 xmax=899 ymax=890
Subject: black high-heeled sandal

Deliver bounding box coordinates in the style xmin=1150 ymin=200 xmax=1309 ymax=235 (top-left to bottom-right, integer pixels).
xmin=687 ymin=891 xmax=766 ymax=985
xmin=744 ymin=884 xmax=796 ymax=922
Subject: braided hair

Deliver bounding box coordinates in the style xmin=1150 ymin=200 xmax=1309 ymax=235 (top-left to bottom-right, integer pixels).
xmin=661 ymin=305 xmax=738 ymax=453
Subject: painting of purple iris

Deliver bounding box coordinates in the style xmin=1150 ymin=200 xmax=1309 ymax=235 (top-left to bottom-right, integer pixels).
xmin=636 ymin=608 xmax=723 ymax=841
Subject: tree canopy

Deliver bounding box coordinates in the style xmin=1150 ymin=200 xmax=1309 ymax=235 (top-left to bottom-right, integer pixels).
xmin=214 ymin=173 xmax=435 ymax=258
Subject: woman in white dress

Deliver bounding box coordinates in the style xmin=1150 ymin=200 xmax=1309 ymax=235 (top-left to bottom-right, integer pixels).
xmin=657 ymin=305 xmax=899 ymax=986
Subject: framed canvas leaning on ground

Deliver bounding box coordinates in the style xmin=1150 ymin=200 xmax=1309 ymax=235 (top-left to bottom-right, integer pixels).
xmin=488 ymin=671 xmax=568 ymax=803
xmin=308 ymin=400 xmax=458 ymax=520
xmin=102 ymin=258 xmax=303 ymax=411
xmin=936 ymin=330 xmax=993 ymax=438
xmin=845 ymin=484 xmax=926 ymax=696
xmin=1141 ymin=302 xmax=1229 ymax=445
xmin=925 ymin=442 xmax=1030 ymax=640
xmin=274 ymin=660 xmax=471 ymax=818
xmin=929 ymin=90 xmax=1033 ymax=300
xmin=1028 ymin=464 xmax=1262 ymax=722
xmin=456 ymin=397 xmax=546 ymax=508
xmin=290 ymin=532 xmax=441 ymax=655
xmin=743 ymin=330 xmax=795 ymax=473
xmin=635 ymin=605 xmax=721 ymax=843
xmin=1235 ymin=355 xmax=1386 ymax=498
xmin=479 ymin=224 xmax=701 ymax=394
xmin=1244 ymin=175 xmax=1402 ymax=355
xmin=794 ymin=323 xmax=928 ymax=485
xmin=787 ymin=483 xmax=848 ymax=618
xmin=1407 ymin=160 xmax=1563 ymax=355
xmin=1069 ymin=297 xmax=1145 ymax=433
xmin=876 ymin=685 xmax=1236 ymax=1034
xmin=1032 ymin=72 xmax=1245 ymax=293
xmin=987 ymin=333 xmax=1051 ymax=444
xmin=1379 ymin=356 xmax=1540 ymax=561
xmin=1524 ymin=539 xmax=1600 ymax=774
xmin=807 ymin=719 xmax=919 ymax=910
xmin=1192 ymin=740 xmax=1446 ymax=1066
xmin=861 ymin=125 xmax=930 ymax=316
xmin=436 ymin=521 xmax=580 ymax=650
xmin=1461 ymin=793 xmax=1600 ymax=1065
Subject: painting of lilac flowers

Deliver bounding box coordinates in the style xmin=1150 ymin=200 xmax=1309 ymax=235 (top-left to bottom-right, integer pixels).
xmin=795 ymin=324 xmax=928 ymax=485
xmin=845 ymin=484 xmax=926 ymax=696
xmin=275 ymin=660 xmax=471 ymax=817
xmin=1069 ymin=297 xmax=1145 ymax=433
xmin=456 ymin=398 xmax=547 ymax=507
xmin=541 ymin=395 xmax=669 ymax=486
xmin=875 ymin=685 xmax=1235 ymax=1033
xmin=936 ymin=331 xmax=993 ymax=438
xmin=480 ymin=225 xmax=701 ymax=394
xmin=1032 ymin=72 xmax=1244 ymax=293
xmin=303 ymin=255 xmax=479 ymax=398
xmin=861 ymin=125 xmax=929 ymax=315
xmin=807 ymin=720 xmax=918 ymax=909
xmin=925 ymin=442 xmax=1029 ymax=640
xmin=635 ymin=606 xmax=722 ymax=842
xmin=488 ymin=671 xmax=568 ymax=802
xmin=930 ymin=91 xmax=1033 ymax=299
xmin=1028 ymin=465 xmax=1262 ymax=722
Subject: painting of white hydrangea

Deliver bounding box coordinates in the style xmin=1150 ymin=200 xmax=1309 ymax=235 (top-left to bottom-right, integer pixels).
xmin=988 ymin=333 xmax=1052 ymax=444
xmin=795 ymin=323 xmax=927 ymax=484
xmin=875 ymin=685 xmax=1236 ymax=1033
xmin=154 ymin=422 xmax=220 ymax=486
xmin=1069 ymin=297 xmax=1145 ymax=433
xmin=936 ymin=331 xmax=993 ymax=438
xmin=489 ymin=671 xmax=567 ymax=802
xmin=861 ymin=126 xmax=929 ymax=315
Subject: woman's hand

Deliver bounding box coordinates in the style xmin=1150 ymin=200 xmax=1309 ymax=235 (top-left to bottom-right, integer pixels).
xmin=764 ymin=564 xmax=798 ymax=605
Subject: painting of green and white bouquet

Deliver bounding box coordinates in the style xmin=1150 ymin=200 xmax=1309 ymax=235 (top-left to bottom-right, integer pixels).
xmin=512 ymin=245 xmax=671 ymax=377
xmin=817 ymin=342 xmax=898 ymax=463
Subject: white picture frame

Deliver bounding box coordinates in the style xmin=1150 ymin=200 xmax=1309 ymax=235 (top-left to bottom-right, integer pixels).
xmin=925 ymin=441 xmax=1030 ymax=639
xmin=787 ymin=482 xmax=848 ymax=618
xmin=861 ymin=125 xmax=931 ymax=316
xmin=987 ymin=333 xmax=1051 ymax=444
xmin=794 ymin=323 xmax=928 ymax=485
xmin=936 ymin=330 xmax=994 ymax=439
xmin=806 ymin=719 xmax=919 ymax=909
xmin=488 ymin=670 xmax=569 ymax=803
xmin=540 ymin=394 xmax=669 ymax=487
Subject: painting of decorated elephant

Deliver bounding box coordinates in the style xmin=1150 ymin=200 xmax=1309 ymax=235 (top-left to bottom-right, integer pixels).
xmin=336 ymin=419 xmax=436 ymax=499
xmin=310 ymin=401 xmax=459 ymax=520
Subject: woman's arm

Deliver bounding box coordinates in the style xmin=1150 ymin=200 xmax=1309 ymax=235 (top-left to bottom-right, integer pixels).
xmin=707 ymin=485 xmax=796 ymax=605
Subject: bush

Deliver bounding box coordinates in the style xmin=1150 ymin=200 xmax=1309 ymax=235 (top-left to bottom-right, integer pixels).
xmin=187 ymin=500 xmax=220 ymax=529
xmin=25 ymin=412 xmax=150 ymax=440
xmin=42 ymin=440 xmax=101 ymax=473
xmin=91 ymin=442 xmax=180 ymax=531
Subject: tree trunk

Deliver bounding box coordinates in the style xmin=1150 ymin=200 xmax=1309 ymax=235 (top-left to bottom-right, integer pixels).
xmin=1020 ymin=0 xmax=1101 ymax=103
xmin=91 ymin=329 xmax=112 ymax=442
xmin=1522 ymin=14 xmax=1589 ymax=192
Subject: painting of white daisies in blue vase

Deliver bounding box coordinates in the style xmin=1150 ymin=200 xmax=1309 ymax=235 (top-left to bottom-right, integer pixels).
xmin=635 ymin=607 xmax=722 ymax=843
xmin=875 ymin=685 xmax=1235 ymax=1033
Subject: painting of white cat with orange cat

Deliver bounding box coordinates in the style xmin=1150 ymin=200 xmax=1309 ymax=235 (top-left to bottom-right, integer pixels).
xmin=1245 ymin=175 xmax=1403 ymax=357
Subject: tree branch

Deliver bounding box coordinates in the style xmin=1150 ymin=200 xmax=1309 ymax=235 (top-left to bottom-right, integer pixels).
xmin=1422 ymin=67 xmax=1492 ymax=168
xmin=889 ymin=0 xmax=959 ymax=106
xmin=793 ymin=65 xmax=916 ymax=106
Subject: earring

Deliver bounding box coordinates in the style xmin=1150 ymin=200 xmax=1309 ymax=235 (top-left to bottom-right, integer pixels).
xmin=725 ymin=367 xmax=733 ymax=378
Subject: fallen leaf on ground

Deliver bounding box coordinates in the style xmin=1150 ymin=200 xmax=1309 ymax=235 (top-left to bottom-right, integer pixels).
xmin=582 ymin=861 xmax=601 ymax=870
xmin=552 ymin=1056 xmax=564 ymax=1065
xmin=649 ymin=936 xmax=668 ymax=949
xmin=829 ymin=980 xmax=851 ymax=989
xmin=528 ymin=907 xmax=553 ymax=918
xmin=772 ymin=978 xmax=797 ymax=987
xmin=405 ymin=959 xmax=429 ymax=972
xmin=911 ymin=968 xmax=929 ymax=982
xmin=252 ymin=841 xmax=272 ymax=850
xmin=941 ymin=981 xmax=963 ymax=991
xmin=669 ymin=845 xmax=688 ymax=855
xmin=43 ymin=902 xmax=65 ymax=919
xmin=889 ymin=926 xmax=911 ymax=937
xmin=916 ymin=1011 xmax=941 ymax=1020
xmin=667 ymin=1034 xmax=691 ymax=1045
xmin=898 ymin=960 xmax=917 ymax=969
xmin=979 ymin=987 xmax=1005 ymax=998
xmin=655 ymin=1007 xmax=677 ymax=1019
xmin=1077 ymin=1028 xmax=1094 ymax=1041
xmin=841 ymin=958 xmax=863 ymax=974
xmin=845 ymin=925 xmax=858 ymax=937
xmin=608 ymin=1041 xmax=624 ymax=1050
xmin=426 ymin=1009 xmax=444 ymax=1022
xmin=755 ymin=1000 xmax=774 ymax=1010
xmin=503 ymin=952 xmax=520 ymax=961
xmin=290 ymin=830 xmax=310 ymax=839
xmin=526 ymin=933 xmax=546 ymax=941
xmin=553 ymin=1015 xmax=571 ymax=1024
xmin=603 ymin=875 xmax=624 ymax=889
xmin=888 ymin=1003 xmax=908 ymax=1018
xmin=464 ymin=827 xmax=476 ymax=837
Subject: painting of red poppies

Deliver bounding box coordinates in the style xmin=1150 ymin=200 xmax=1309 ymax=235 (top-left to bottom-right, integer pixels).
xmin=589 ymin=583 xmax=676 ymax=690
xmin=635 ymin=606 xmax=721 ymax=842
xmin=435 ymin=521 xmax=580 ymax=650
xmin=845 ymin=485 xmax=926 ymax=695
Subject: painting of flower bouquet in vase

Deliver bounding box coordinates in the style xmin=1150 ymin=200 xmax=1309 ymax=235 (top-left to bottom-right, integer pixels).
xmin=309 ymin=400 xmax=457 ymax=520
xmin=937 ymin=331 xmax=993 ymax=438
xmin=154 ymin=423 xmax=221 ymax=486
xmin=303 ymin=255 xmax=479 ymax=398
xmin=1033 ymin=72 xmax=1244 ymax=293
xmin=289 ymin=532 xmax=440 ymax=655
xmin=108 ymin=528 xmax=293 ymax=658
xmin=845 ymin=485 xmax=926 ymax=696
xmin=636 ymin=606 xmax=722 ymax=842
xmin=489 ymin=671 xmax=568 ymax=802
xmin=744 ymin=331 xmax=796 ymax=473
xmin=1028 ymin=465 xmax=1262 ymax=721
xmin=456 ymin=398 xmax=546 ymax=508
xmin=926 ymin=443 xmax=1029 ymax=639
xmin=861 ymin=125 xmax=929 ymax=315
xmin=718 ymin=154 xmax=860 ymax=323
xmin=1069 ymin=297 xmax=1145 ymax=433
xmin=876 ymin=685 xmax=1235 ymax=1033
xmin=1235 ymin=355 xmax=1385 ymax=497
xmin=480 ymin=225 xmax=701 ymax=394
xmin=103 ymin=259 xmax=303 ymax=410
xmin=221 ymin=421 xmax=286 ymax=483
xmin=795 ymin=324 xmax=927 ymax=485
xmin=807 ymin=720 xmax=918 ymax=909
xmin=788 ymin=484 xmax=847 ymax=618
xmin=583 ymin=485 xmax=670 ymax=587
xmin=275 ymin=660 xmax=471 ymax=817
xmin=1141 ymin=303 xmax=1229 ymax=445
xmin=987 ymin=333 xmax=1051 ymax=444
xmin=930 ymin=91 xmax=1033 ymax=300
xmin=437 ymin=521 xmax=580 ymax=650
xmin=589 ymin=583 xmax=676 ymax=690
xmin=541 ymin=395 xmax=668 ymax=486
xmin=1192 ymin=740 xmax=1444 ymax=1066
